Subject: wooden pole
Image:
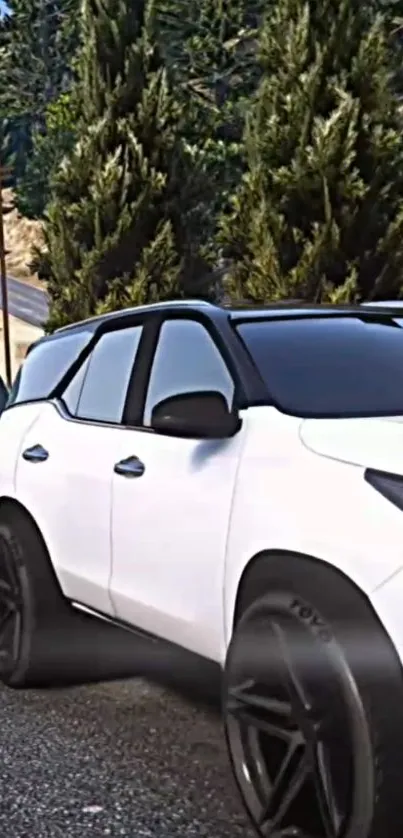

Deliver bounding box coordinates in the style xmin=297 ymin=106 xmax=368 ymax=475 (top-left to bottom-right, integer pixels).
xmin=0 ymin=167 xmax=12 ymax=388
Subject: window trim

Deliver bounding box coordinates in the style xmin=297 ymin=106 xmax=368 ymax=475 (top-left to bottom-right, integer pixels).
xmin=50 ymin=397 xmax=158 ymax=434
xmin=59 ymin=354 xmax=91 ymax=417
xmin=8 ymin=309 xmax=250 ymax=433
xmin=54 ymin=310 xmax=246 ymax=435
xmin=52 ymin=313 xmax=150 ymax=402
xmin=58 ymin=317 xmax=153 ymax=427
xmin=134 ymin=310 xmax=244 ymax=431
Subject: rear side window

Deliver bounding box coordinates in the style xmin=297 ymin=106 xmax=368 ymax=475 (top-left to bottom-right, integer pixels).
xmin=236 ymin=315 xmax=403 ymax=418
xmin=7 ymin=331 xmax=93 ymax=407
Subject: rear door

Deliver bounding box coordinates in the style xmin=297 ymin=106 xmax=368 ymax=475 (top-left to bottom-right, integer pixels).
xmin=14 ymin=322 xmax=146 ymax=616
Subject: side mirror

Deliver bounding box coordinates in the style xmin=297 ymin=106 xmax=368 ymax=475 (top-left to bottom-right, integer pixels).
xmin=150 ymin=390 xmax=242 ymax=439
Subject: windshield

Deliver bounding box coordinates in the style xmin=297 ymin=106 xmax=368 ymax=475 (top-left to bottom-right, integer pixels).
xmin=236 ymin=315 xmax=403 ymax=418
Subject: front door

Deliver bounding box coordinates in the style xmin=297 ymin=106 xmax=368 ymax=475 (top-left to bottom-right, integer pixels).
xmin=109 ymin=316 xmax=246 ymax=661
xmin=15 ymin=322 xmax=145 ymax=616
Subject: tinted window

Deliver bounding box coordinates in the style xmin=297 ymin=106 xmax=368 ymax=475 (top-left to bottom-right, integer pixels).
xmin=144 ymin=318 xmax=234 ymax=425
xmin=7 ymin=331 xmax=93 ymax=407
xmin=236 ymin=316 xmax=403 ymax=418
xmin=76 ymin=326 xmax=143 ymax=423
xmin=61 ymin=356 xmax=91 ymax=415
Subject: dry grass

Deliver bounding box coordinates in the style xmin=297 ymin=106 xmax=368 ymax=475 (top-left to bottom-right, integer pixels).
xmin=2 ymin=188 xmax=44 ymax=289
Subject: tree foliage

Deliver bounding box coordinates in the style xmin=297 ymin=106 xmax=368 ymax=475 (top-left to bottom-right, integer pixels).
xmin=219 ymin=0 xmax=403 ymax=303
xmin=37 ymin=0 xmax=215 ymax=331
xmin=3 ymin=0 xmax=403 ymax=320
xmin=0 ymin=0 xmax=79 ymax=189
xmin=0 ymin=0 xmax=79 ymax=124
xmin=157 ymin=0 xmax=265 ymax=239
xmin=15 ymin=91 xmax=78 ymax=217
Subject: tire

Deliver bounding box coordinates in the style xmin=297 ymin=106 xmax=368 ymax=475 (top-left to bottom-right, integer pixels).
xmin=223 ymin=554 xmax=403 ymax=838
xmin=0 ymin=505 xmax=149 ymax=688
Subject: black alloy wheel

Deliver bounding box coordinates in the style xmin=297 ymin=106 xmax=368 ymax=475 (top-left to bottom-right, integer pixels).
xmin=0 ymin=507 xmax=182 ymax=689
xmin=224 ymin=592 xmax=375 ymax=838
xmin=0 ymin=531 xmax=23 ymax=680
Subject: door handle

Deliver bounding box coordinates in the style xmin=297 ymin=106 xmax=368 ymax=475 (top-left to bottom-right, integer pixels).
xmin=22 ymin=444 xmax=49 ymax=463
xmin=114 ymin=455 xmax=145 ymax=478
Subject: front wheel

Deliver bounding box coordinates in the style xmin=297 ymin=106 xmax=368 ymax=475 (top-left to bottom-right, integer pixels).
xmin=223 ymin=558 xmax=403 ymax=838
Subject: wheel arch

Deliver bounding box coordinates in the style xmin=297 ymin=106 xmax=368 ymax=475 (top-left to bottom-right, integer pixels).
xmin=0 ymin=495 xmax=61 ymax=588
xmin=231 ymin=548 xmax=371 ymax=633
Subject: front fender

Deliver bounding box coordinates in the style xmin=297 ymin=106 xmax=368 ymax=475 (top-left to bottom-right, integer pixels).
xmin=222 ymin=408 xmax=403 ymax=658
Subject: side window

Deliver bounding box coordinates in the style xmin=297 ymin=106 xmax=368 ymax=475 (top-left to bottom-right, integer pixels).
xmin=62 ymin=356 xmax=91 ymax=415
xmin=144 ymin=318 xmax=235 ymax=426
xmin=71 ymin=325 xmax=143 ymax=424
xmin=7 ymin=330 xmax=93 ymax=407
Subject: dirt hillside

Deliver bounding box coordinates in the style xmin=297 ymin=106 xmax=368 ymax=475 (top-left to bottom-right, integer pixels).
xmin=2 ymin=188 xmax=44 ymax=289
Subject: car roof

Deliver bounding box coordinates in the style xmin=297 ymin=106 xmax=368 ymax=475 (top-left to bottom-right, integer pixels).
xmin=55 ymin=298 xmax=403 ymax=331
xmin=36 ymin=298 xmax=403 ymax=347
xmin=55 ymin=299 xmax=215 ymax=334
xmin=361 ymin=300 xmax=403 ymax=308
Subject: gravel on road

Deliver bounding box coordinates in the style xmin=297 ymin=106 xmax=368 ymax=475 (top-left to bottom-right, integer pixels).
xmin=0 ymin=676 xmax=254 ymax=838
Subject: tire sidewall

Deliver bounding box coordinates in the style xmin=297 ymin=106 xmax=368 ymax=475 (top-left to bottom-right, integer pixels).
xmin=0 ymin=521 xmax=35 ymax=686
xmin=224 ymin=583 xmax=375 ymax=838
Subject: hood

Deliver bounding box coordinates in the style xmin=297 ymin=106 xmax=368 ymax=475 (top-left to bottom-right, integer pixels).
xmin=299 ymin=415 xmax=403 ymax=475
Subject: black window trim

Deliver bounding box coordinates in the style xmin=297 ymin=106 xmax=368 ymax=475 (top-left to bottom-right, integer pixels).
xmin=130 ymin=309 xmax=247 ymax=433
xmin=5 ymin=306 xmax=264 ymax=431
xmin=4 ymin=314 xmax=153 ymax=425
xmin=55 ymin=309 xmax=249 ymax=434
xmin=57 ymin=314 xmax=154 ymax=428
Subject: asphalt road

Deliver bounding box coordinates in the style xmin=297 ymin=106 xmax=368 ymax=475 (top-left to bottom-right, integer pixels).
xmin=0 ymin=275 xmax=49 ymax=327
xmin=0 ymin=676 xmax=253 ymax=838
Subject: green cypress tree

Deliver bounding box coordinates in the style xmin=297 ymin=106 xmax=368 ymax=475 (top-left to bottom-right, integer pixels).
xmin=0 ymin=0 xmax=79 ymax=126
xmin=15 ymin=91 xmax=79 ymax=218
xmin=38 ymin=0 xmax=212 ymax=331
xmin=219 ymin=0 xmax=403 ymax=303
xmin=0 ymin=0 xmax=80 ymax=187
xmin=157 ymin=0 xmax=265 ymax=249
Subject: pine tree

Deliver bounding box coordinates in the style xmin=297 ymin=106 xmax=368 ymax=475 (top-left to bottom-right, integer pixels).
xmin=38 ymin=0 xmax=213 ymax=331
xmin=0 ymin=0 xmax=79 ymax=125
xmin=219 ymin=0 xmax=403 ymax=303
xmin=157 ymin=0 xmax=265 ymax=249
xmin=15 ymin=90 xmax=78 ymax=218
xmin=0 ymin=0 xmax=79 ymax=185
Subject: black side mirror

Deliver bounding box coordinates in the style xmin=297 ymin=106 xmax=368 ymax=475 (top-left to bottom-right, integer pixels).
xmin=150 ymin=390 xmax=242 ymax=439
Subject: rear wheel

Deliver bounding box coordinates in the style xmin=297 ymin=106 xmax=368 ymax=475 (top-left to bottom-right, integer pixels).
xmin=0 ymin=505 xmax=148 ymax=688
xmin=223 ymin=556 xmax=403 ymax=838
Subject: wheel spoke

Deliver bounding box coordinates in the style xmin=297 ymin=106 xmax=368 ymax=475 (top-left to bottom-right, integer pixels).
xmin=227 ymin=679 xmax=296 ymax=742
xmin=226 ymin=613 xmax=353 ymax=838
xmin=311 ymin=741 xmax=340 ymax=838
xmin=260 ymin=746 xmax=311 ymax=832
xmin=0 ymin=545 xmax=19 ymax=593
xmin=0 ymin=578 xmax=18 ymax=604
xmin=272 ymin=622 xmax=313 ymax=719
xmin=0 ymin=601 xmax=15 ymax=634
xmin=10 ymin=610 xmax=21 ymax=661
xmin=0 ymin=536 xmax=22 ymax=675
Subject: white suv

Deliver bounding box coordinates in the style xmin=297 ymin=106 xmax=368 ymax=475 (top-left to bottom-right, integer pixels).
xmin=1 ymin=299 xmax=403 ymax=838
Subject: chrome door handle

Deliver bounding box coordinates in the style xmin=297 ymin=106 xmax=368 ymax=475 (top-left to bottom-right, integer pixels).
xmin=114 ymin=456 xmax=145 ymax=478
xmin=22 ymin=444 xmax=49 ymax=463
